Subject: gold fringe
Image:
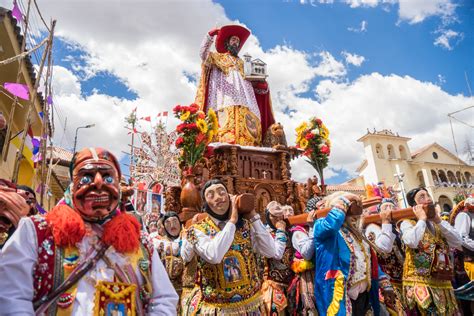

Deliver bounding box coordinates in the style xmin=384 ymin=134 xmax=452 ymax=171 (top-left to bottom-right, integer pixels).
xmin=199 ymin=293 xmax=266 ymax=315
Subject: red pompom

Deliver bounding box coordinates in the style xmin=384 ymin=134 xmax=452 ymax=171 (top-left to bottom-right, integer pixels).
xmin=103 ymin=213 xmax=141 ymax=253
xmin=46 ymin=204 xmax=86 ymax=247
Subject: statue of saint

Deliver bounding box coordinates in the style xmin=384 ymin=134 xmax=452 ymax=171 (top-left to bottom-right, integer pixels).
xmin=195 ymin=25 xmax=275 ymax=146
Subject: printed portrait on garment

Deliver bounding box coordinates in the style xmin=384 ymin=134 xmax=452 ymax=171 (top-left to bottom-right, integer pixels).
xmin=223 ymin=256 xmax=243 ymax=283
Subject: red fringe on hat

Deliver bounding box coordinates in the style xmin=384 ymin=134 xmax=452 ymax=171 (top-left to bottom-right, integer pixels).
xmin=102 ymin=212 xmax=141 ymax=253
xmin=46 ymin=204 xmax=86 ymax=247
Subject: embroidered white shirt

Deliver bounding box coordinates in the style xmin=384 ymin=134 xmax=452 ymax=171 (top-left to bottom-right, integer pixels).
xmin=0 ymin=217 xmax=179 ymax=316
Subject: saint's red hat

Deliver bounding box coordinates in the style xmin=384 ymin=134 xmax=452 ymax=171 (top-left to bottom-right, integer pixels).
xmin=215 ymin=25 xmax=251 ymax=54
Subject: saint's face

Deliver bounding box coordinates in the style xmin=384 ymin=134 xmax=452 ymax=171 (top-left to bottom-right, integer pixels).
xmin=72 ymin=160 xmax=120 ymax=220
xmin=229 ymin=35 xmax=240 ymax=47
xmin=205 ymin=183 xmax=230 ymax=216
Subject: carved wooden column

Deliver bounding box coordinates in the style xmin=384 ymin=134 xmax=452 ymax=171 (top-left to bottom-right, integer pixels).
xmin=230 ymin=146 xmax=238 ymax=176
xmin=280 ymin=151 xmax=289 ymax=181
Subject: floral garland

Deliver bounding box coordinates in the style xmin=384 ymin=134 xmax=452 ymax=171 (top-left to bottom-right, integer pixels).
xmin=173 ymin=103 xmax=218 ymax=173
xmin=295 ymin=117 xmax=331 ymax=185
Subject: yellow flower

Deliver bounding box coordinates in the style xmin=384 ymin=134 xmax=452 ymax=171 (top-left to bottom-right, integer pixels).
xmin=208 ymin=109 xmax=218 ymax=132
xmin=196 ymin=119 xmax=208 ymax=134
xmin=300 ymin=138 xmax=309 ymax=149
xmin=180 ymin=111 xmax=190 ymax=121
xmin=295 ymin=122 xmax=308 ymax=135
xmin=325 ymin=138 xmax=331 ymax=148
xmin=320 ymin=124 xmax=330 ymax=139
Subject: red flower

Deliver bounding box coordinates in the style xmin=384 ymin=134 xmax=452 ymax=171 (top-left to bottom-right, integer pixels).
xmin=315 ymin=118 xmax=322 ymax=126
xmin=320 ymin=145 xmax=330 ymax=155
xmin=305 ymin=133 xmax=314 ymax=140
xmin=175 ymin=137 xmax=184 ymax=147
xmin=197 ymin=112 xmax=205 ymax=119
xmin=189 ymin=103 xmax=199 ymax=114
xmin=187 ymin=123 xmax=198 ymax=130
xmin=173 ymin=105 xmax=181 ymax=113
xmin=176 ymin=123 xmax=186 ymax=133
xmin=304 ymin=149 xmax=313 ymax=156
xmin=196 ymin=133 xmax=207 ymax=144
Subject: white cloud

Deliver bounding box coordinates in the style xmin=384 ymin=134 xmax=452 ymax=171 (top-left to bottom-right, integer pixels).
xmin=300 ymin=0 xmax=459 ymax=28
xmin=51 ymin=66 xmax=81 ymax=96
xmin=314 ymin=52 xmax=347 ymax=79
xmin=272 ymin=72 xmax=473 ymax=183
xmin=345 ymin=0 xmax=380 ymax=8
xmin=348 ymin=20 xmax=368 ymax=33
xmin=341 ymin=51 xmax=365 ymax=67
xmin=7 ymin=0 xmax=471 ymax=185
xmin=437 ymin=74 xmax=446 ymax=86
xmin=434 ymin=29 xmax=463 ymax=50
xmin=398 ymin=0 xmax=457 ymax=24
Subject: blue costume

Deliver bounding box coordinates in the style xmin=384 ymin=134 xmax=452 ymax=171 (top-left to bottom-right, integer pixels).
xmin=313 ymin=208 xmax=382 ymax=316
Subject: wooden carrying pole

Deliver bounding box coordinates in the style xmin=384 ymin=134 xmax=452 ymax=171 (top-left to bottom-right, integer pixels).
xmin=287 ymin=197 xmax=382 ymax=225
xmin=362 ymin=204 xmax=436 ymax=226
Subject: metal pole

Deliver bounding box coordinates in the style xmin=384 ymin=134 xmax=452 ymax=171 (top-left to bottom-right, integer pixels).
xmin=73 ymin=124 xmax=95 ymax=154
xmin=73 ymin=126 xmax=80 ymax=154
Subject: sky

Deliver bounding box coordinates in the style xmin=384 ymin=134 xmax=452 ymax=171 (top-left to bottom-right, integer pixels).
xmin=1 ymin=0 xmax=473 ymax=184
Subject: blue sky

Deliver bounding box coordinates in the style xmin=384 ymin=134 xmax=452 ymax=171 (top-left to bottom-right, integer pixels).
xmin=4 ymin=0 xmax=472 ymax=184
xmin=218 ymin=0 xmax=473 ymax=96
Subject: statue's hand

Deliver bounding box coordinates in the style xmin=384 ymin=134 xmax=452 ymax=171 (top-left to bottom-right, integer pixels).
xmin=208 ymin=28 xmax=219 ymax=37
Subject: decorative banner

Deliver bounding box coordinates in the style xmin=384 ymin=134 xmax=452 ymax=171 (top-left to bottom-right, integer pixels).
xmin=127 ymin=127 xmax=138 ymax=135
xmin=150 ymin=193 xmax=162 ymax=214
xmin=157 ymin=112 xmax=161 ymax=117
xmin=39 ymin=111 xmax=44 ymax=120
xmin=32 ymin=152 xmax=42 ymax=163
xmin=11 ymin=1 xmax=23 ymax=23
xmin=162 ymin=111 xmax=168 ymax=117
xmin=3 ymin=82 xmax=29 ymax=100
xmin=47 ymin=95 xmax=53 ymax=106
xmin=140 ymin=116 xmax=151 ymax=122
xmin=31 ymin=137 xmax=40 ymax=155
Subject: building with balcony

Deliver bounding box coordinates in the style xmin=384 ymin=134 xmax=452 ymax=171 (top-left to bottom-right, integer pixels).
xmin=347 ymin=129 xmax=473 ymax=211
xmin=0 ymin=8 xmax=46 ymax=186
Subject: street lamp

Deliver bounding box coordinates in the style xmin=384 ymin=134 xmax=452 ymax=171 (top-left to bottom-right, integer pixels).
xmin=73 ymin=124 xmax=95 ymax=154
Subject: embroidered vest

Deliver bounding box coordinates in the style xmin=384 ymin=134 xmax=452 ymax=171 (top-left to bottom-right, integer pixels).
xmin=403 ymin=220 xmax=454 ymax=284
xmin=264 ymin=229 xmax=294 ymax=285
xmin=340 ymin=227 xmax=379 ymax=286
xmin=462 ymin=212 xmax=474 ymax=258
xmin=31 ymin=215 xmax=154 ymax=315
xmin=189 ymin=217 xmax=262 ymax=305
xmin=157 ymin=237 xmax=184 ymax=291
xmin=367 ymin=227 xmax=404 ymax=283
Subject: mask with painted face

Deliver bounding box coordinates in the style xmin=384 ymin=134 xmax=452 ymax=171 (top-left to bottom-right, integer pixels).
xmin=201 ymin=179 xmax=230 ymax=221
xmin=163 ymin=212 xmax=181 ymax=239
xmin=71 ymin=148 xmax=121 ymax=222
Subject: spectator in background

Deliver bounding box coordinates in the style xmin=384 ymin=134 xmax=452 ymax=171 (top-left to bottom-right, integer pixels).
xmin=16 ymin=185 xmax=37 ymax=216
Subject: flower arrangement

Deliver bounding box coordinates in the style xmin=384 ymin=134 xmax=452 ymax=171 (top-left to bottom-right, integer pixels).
xmin=295 ymin=117 xmax=331 ymax=185
xmin=173 ymin=103 xmax=218 ymax=173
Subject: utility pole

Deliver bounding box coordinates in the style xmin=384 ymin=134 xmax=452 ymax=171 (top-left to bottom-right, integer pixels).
xmin=38 ymin=29 xmax=54 ymax=206
xmin=12 ymin=19 xmax=56 ymax=183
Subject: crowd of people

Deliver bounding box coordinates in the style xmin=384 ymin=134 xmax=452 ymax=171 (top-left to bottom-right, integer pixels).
xmin=0 ymin=146 xmax=473 ymax=315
